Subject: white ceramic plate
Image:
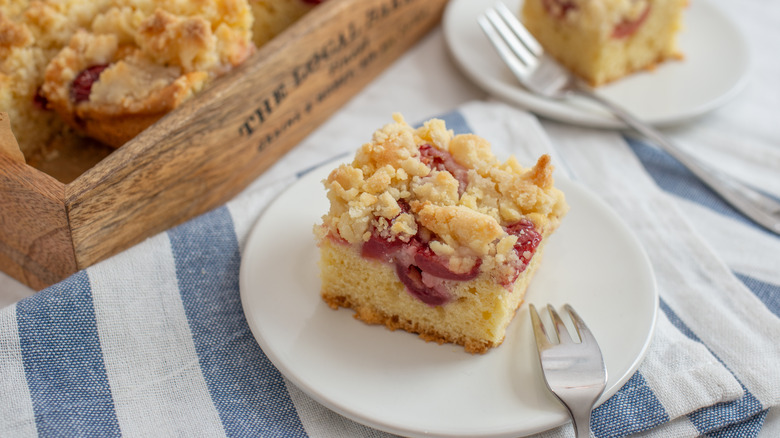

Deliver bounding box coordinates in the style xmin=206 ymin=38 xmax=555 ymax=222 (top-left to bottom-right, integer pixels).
xmin=240 ymin=159 xmax=658 ymax=438
xmin=443 ymin=0 xmax=750 ymax=128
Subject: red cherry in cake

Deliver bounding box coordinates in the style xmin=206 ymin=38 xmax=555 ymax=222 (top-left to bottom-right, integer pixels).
xmin=397 ymin=198 xmax=411 ymax=214
xmin=507 ymin=219 xmax=541 ymax=261
xmin=361 ymin=203 xmax=413 ymax=261
xmin=502 ymin=219 xmax=542 ymax=285
xmin=542 ymin=0 xmax=578 ymax=19
xmin=413 ymin=247 xmax=481 ymax=281
xmin=361 ymin=234 xmax=405 ymax=262
xmin=362 ymin=224 xmax=483 ymax=306
xmin=363 ymin=231 xmax=481 ymax=282
xmin=419 ymin=144 xmax=469 ymax=195
xmin=70 ymin=64 xmax=109 ymax=103
xmin=395 ymin=263 xmax=451 ymax=306
xmin=612 ymin=5 xmax=651 ymax=38
xmin=33 ymin=87 xmax=49 ymax=110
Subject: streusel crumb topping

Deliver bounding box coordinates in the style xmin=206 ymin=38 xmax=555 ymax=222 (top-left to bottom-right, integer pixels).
xmin=320 ymin=114 xmax=568 ymax=273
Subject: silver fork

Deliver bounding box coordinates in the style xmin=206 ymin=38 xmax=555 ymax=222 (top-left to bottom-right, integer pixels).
xmin=479 ymin=3 xmax=780 ymax=236
xmin=530 ymin=304 xmax=607 ymax=438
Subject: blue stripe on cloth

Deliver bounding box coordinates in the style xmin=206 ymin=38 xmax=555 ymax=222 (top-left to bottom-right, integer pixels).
xmin=168 ymin=206 xmax=307 ymax=438
xmin=429 ymin=110 xmax=472 ymax=135
xmin=15 ymin=270 xmax=121 ymax=437
xmin=624 ymin=136 xmax=779 ymax=236
xmin=706 ymin=410 xmax=768 ymax=438
xmin=735 ymin=273 xmax=780 ymax=318
xmin=659 ymin=299 xmax=764 ymax=435
xmin=631 ymin=134 xmax=780 ymax=313
xmin=591 ymin=372 xmax=669 ymax=437
xmin=689 ymin=389 xmax=764 ymax=436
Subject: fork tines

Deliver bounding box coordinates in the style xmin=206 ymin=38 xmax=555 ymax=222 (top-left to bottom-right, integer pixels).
xmin=477 ymin=2 xmax=543 ymax=76
xmin=530 ymin=303 xmax=595 ymax=346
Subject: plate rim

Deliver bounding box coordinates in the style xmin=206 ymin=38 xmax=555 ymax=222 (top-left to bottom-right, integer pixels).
xmin=239 ymin=158 xmax=659 ymax=438
xmin=442 ymin=0 xmax=751 ymax=129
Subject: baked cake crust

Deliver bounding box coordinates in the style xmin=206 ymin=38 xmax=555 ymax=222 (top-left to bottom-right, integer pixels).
xmin=316 ymin=114 xmax=568 ymax=353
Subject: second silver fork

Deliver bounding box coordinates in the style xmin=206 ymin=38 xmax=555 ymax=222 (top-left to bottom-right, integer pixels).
xmin=530 ymin=304 xmax=607 ymax=438
xmin=479 ymin=2 xmax=780 ymax=235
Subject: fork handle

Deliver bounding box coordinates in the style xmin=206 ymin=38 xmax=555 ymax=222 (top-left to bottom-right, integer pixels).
xmin=567 ymin=404 xmax=594 ymax=438
xmin=571 ymin=83 xmax=780 ymax=236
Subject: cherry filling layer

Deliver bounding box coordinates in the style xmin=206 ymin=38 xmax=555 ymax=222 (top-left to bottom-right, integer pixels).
xmin=611 ymin=5 xmax=650 ymax=39
xmin=540 ymin=0 xmax=650 ymax=39
xmin=33 ymin=87 xmax=49 ymax=110
xmin=503 ymin=219 xmax=542 ymax=286
xmin=362 ymin=233 xmax=480 ymax=306
xmin=71 ymin=64 xmax=108 ymax=103
xmin=359 ymin=218 xmax=541 ymax=306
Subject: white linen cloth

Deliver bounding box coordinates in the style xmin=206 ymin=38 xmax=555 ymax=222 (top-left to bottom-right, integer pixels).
xmin=2 ymin=0 xmax=779 ymax=435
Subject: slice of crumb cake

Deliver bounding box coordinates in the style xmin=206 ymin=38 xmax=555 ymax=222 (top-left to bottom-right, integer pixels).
xmin=521 ymin=0 xmax=688 ymax=86
xmin=314 ymin=114 xmax=569 ymax=354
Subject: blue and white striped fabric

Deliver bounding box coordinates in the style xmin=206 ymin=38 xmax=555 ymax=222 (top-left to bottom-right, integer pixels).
xmin=1 ymin=101 xmax=778 ymax=437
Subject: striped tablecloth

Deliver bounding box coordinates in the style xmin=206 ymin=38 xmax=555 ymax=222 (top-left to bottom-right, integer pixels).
xmin=2 ymin=0 xmax=780 ymax=433
xmin=2 ymin=99 xmax=778 ymax=437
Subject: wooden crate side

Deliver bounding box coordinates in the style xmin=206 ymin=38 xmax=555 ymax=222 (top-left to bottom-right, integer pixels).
xmin=66 ymin=0 xmax=449 ymax=270
xmin=0 ymin=155 xmax=76 ymax=289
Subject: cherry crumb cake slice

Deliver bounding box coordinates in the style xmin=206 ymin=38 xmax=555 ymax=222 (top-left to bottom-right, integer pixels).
xmin=314 ymin=115 xmax=569 ymax=354
xmin=521 ymin=0 xmax=688 ymax=86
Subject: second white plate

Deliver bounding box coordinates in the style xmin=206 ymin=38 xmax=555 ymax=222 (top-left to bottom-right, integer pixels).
xmin=443 ymin=0 xmax=750 ymax=128
xmin=240 ymin=159 xmax=658 ymax=438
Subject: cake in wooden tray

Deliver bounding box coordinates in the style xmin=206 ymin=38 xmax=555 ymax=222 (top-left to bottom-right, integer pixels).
xmin=315 ymin=115 xmax=569 ymax=353
xmin=521 ymin=0 xmax=688 ymax=86
xmin=0 ymin=0 xmax=320 ymax=167
xmin=0 ymin=0 xmax=450 ymax=292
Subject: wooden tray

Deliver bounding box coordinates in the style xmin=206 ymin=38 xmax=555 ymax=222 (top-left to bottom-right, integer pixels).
xmin=0 ymin=0 xmax=449 ymax=290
